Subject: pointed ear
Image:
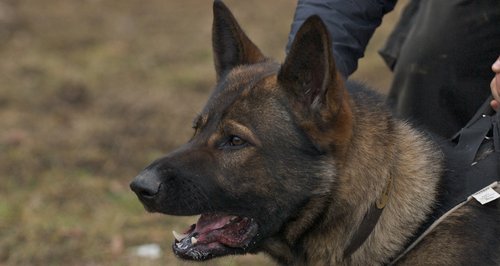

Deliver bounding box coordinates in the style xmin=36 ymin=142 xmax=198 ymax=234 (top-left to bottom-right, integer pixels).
xmin=212 ymin=1 xmax=266 ymax=81
xmin=278 ymin=15 xmax=342 ymax=113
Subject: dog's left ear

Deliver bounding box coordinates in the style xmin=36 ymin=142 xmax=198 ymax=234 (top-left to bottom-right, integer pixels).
xmin=278 ymin=15 xmax=343 ymax=114
xmin=212 ymin=1 xmax=265 ymax=81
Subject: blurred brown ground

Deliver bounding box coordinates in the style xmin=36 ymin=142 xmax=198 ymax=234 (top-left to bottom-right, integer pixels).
xmin=0 ymin=0 xmax=406 ymax=265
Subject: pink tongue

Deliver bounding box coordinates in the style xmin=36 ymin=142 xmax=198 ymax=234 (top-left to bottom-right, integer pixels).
xmin=194 ymin=213 xmax=235 ymax=235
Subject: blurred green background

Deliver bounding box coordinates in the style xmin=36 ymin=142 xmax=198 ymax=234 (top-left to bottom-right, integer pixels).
xmin=0 ymin=0 xmax=406 ymax=265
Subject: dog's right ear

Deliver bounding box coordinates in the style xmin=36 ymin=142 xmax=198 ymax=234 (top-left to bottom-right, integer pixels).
xmin=279 ymin=16 xmax=352 ymax=152
xmin=212 ymin=0 xmax=265 ymax=81
xmin=278 ymin=15 xmax=343 ymax=114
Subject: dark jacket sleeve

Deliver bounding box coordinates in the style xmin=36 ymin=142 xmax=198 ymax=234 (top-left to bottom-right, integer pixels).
xmin=287 ymin=0 xmax=397 ymax=77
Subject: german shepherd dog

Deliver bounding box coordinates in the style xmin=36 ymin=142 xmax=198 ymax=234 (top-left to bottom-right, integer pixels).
xmin=130 ymin=1 xmax=500 ymax=265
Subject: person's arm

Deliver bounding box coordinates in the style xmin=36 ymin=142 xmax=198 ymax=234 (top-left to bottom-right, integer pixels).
xmin=287 ymin=0 xmax=397 ymax=77
xmin=490 ymin=56 xmax=500 ymax=111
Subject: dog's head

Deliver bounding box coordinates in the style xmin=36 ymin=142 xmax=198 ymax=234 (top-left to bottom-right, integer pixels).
xmin=130 ymin=1 xmax=352 ymax=261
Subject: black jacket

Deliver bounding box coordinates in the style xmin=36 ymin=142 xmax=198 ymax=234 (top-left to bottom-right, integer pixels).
xmin=287 ymin=0 xmax=397 ymax=77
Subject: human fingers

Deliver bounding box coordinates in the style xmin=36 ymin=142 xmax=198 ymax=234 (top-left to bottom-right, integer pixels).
xmin=490 ymin=56 xmax=500 ymax=111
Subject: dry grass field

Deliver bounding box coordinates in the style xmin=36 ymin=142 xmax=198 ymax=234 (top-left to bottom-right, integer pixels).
xmin=0 ymin=0 xmax=406 ymax=265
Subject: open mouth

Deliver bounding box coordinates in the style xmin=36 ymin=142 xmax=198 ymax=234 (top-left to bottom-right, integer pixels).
xmin=172 ymin=213 xmax=259 ymax=261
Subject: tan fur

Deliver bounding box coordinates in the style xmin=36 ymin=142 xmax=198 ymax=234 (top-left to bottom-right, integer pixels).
xmin=259 ymin=91 xmax=443 ymax=265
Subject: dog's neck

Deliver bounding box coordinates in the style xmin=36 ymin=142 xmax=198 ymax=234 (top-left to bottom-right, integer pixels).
xmin=261 ymin=106 xmax=443 ymax=265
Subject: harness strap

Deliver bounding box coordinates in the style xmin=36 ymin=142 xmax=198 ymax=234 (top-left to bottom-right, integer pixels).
xmin=390 ymin=96 xmax=500 ymax=264
xmin=343 ymin=96 xmax=499 ymax=261
xmin=389 ymin=181 xmax=499 ymax=265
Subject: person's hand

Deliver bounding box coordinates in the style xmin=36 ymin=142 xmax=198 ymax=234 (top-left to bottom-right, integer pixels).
xmin=490 ymin=56 xmax=500 ymax=111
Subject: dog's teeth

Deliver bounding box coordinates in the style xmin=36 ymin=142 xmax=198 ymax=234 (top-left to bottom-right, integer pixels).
xmin=191 ymin=236 xmax=198 ymax=244
xmin=229 ymin=216 xmax=242 ymax=224
xmin=172 ymin=230 xmax=188 ymax=241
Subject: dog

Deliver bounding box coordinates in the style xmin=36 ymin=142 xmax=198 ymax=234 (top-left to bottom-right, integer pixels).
xmin=130 ymin=1 xmax=500 ymax=265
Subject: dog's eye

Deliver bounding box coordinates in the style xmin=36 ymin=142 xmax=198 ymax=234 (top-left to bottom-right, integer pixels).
xmin=229 ymin=136 xmax=246 ymax=146
xmin=222 ymin=135 xmax=247 ymax=148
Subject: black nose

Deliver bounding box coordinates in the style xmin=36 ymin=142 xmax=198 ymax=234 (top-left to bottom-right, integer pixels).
xmin=130 ymin=170 xmax=162 ymax=199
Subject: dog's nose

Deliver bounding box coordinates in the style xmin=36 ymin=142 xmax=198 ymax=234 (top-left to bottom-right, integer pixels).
xmin=130 ymin=170 xmax=162 ymax=199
